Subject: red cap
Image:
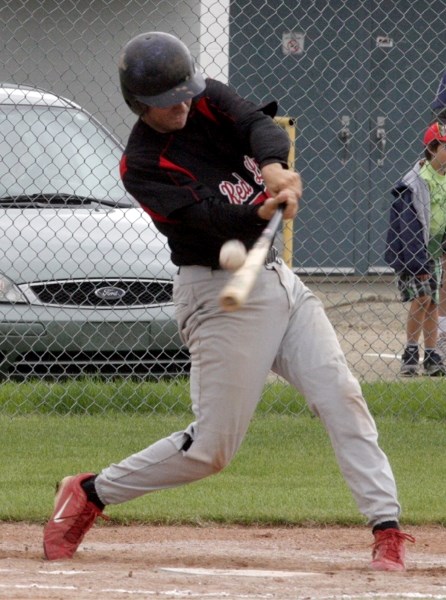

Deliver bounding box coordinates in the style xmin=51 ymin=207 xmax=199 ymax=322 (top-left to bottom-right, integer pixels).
xmin=423 ymin=122 xmax=446 ymax=145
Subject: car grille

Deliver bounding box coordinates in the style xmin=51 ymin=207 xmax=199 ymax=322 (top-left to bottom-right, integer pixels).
xmin=2 ymin=349 xmax=190 ymax=380
xmin=28 ymin=279 xmax=173 ymax=307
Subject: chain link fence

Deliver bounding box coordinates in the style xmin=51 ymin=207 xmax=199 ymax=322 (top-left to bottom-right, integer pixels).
xmin=1 ymin=0 xmax=446 ymax=416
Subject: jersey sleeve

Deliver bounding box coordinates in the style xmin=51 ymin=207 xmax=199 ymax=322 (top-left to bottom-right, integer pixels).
xmin=202 ymin=79 xmax=291 ymax=168
xmin=121 ymin=151 xmax=265 ymax=239
xmin=121 ymin=151 xmax=212 ymax=218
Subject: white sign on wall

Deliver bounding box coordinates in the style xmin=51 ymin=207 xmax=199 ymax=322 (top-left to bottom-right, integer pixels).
xmin=376 ymin=35 xmax=393 ymax=48
xmin=282 ymin=32 xmax=305 ymax=56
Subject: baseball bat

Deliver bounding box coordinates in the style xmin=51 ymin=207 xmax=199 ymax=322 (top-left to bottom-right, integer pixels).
xmin=219 ymin=207 xmax=284 ymax=312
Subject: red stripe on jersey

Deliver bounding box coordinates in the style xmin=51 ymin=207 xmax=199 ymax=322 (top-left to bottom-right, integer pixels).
xmin=194 ymin=97 xmax=219 ymax=123
xmin=252 ymin=190 xmax=271 ymax=205
xmin=119 ymin=155 xmax=127 ymax=178
xmin=159 ymin=156 xmax=197 ymax=180
xmin=140 ymin=203 xmax=179 ymax=224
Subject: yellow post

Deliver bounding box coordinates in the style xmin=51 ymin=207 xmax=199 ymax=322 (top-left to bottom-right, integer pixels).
xmin=274 ymin=117 xmax=296 ymax=268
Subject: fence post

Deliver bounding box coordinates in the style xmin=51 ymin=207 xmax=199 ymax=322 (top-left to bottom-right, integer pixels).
xmin=274 ymin=116 xmax=296 ymax=269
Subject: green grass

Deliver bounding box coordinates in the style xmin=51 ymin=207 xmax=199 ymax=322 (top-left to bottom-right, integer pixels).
xmin=1 ymin=378 xmax=445 ymax=526
xmin=1 ymin=377 xmax=446 ymax=419
xmin=0 ymin=378 xmax=193 ymax=415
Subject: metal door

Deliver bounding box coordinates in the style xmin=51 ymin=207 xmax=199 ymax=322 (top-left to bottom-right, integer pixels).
xmin=229 ymin=0 xmax=446 ymax=273
xmin=366 ymin=1 xmax=445 ymax=273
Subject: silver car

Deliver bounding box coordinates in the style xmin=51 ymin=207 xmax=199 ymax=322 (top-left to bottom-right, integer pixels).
xmin=0 ymin=84 xmax=189 ymax=379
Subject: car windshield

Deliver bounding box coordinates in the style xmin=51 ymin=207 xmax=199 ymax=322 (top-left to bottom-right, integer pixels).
xmin=0 ymin=104 xmax=136 ymax=207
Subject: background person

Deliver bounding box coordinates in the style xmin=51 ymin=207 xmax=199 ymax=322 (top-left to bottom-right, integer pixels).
xmin=385 ymin=122 xmax=446 ymax=376
xmin=43 ymin=31 xmax=414 ymax=570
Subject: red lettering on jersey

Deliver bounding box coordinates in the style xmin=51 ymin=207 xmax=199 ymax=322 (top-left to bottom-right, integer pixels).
xmin=218 ymin=155 xmax=269 ymax=204
xmin=244 ymin=156 xmax=263 ymax=185
xmin=219 ymin=174 xmax=254 ymax=204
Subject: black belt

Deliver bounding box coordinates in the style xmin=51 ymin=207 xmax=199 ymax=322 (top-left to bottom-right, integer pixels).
xmin=177 ymin=246 xmax=280 ymax=273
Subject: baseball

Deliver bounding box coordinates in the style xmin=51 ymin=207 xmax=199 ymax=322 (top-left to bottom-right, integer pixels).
xmin=219 ymin=239 xmax=247 ymax=271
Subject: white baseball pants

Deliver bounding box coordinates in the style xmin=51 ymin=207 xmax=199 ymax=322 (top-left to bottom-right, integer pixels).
xmin=95 ymin=261 xmax=400 ymax=527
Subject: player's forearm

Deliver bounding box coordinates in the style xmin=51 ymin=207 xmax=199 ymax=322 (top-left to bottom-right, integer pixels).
xmin=248 ymin=114 xmax=291 ymax=168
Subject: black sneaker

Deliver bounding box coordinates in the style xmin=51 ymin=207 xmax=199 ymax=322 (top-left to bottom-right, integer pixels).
xmin=423 ymin=350 xmax=446 ymax=376
xmin=400 ymin=346 xmax=419 ymax=377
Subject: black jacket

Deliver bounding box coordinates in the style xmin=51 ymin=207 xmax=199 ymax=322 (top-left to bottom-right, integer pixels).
xmin=384 ymin=163 xmax=432 ymax=275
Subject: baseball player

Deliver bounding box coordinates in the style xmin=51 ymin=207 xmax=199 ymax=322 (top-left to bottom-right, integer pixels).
xmin=43 ymin=32 xmax=414 ymax=569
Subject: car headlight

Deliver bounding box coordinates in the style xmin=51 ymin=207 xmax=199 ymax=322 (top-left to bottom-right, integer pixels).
xmin=0 ymin=274 xmax=28 ymax=303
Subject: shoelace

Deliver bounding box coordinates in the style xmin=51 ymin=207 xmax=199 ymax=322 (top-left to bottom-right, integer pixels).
xmin=65 ymin=503 xmax=109 ymax=544
xmin=372 ymin=530 xmax=416 ymax=562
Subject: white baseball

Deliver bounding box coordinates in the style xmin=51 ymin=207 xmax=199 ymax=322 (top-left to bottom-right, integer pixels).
xmin=219 ymin=240 xmax=247 ymax=271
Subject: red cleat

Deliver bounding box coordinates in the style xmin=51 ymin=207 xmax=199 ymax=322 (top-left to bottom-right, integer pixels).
xmin=43 ymin=473 xmax=106 ymax=560
xmin=370 ymin=528 xmax=415 ymax=571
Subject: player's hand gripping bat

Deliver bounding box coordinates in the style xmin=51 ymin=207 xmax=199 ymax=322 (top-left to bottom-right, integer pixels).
xmin=219 ymin=207 xmax=284 ymax=312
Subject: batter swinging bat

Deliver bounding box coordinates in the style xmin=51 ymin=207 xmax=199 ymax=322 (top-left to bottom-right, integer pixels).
xmin=219 ymin=207 xmax=284 ymax=312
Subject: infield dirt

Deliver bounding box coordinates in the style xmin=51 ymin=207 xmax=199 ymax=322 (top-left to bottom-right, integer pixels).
xmin=1 ymin=523 xmax=445 ymax=599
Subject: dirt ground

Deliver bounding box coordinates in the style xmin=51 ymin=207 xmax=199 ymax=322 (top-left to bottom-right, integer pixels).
xmin=1 ymin=523 xmax=445 ymax=599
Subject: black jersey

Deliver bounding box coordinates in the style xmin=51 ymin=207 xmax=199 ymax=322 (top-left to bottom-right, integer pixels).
xmin=120 ymin=78 xmax=291 ymax=267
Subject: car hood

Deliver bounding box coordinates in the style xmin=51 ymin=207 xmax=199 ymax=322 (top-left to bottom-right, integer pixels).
xmin=0 ymin=206 xmax=175 ymax=283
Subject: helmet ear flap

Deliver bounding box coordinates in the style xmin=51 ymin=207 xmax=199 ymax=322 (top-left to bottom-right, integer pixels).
xmin=125 ymin=98 xmax=146 ymax=116
xmin=120 ymin=81 xmax=146 ymax=116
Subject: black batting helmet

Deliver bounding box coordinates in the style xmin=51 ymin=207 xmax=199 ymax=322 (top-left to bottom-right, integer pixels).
xmin=118 ymin=32 xmax=206 ymax=115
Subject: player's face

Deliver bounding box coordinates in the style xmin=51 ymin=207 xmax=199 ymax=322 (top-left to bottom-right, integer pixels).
xmin=142 ymin=100 xmax=192 ymax=133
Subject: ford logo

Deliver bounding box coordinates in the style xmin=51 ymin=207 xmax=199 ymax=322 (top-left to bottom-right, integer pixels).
xmin=94 ymin=286 xmax=126 ymax=300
